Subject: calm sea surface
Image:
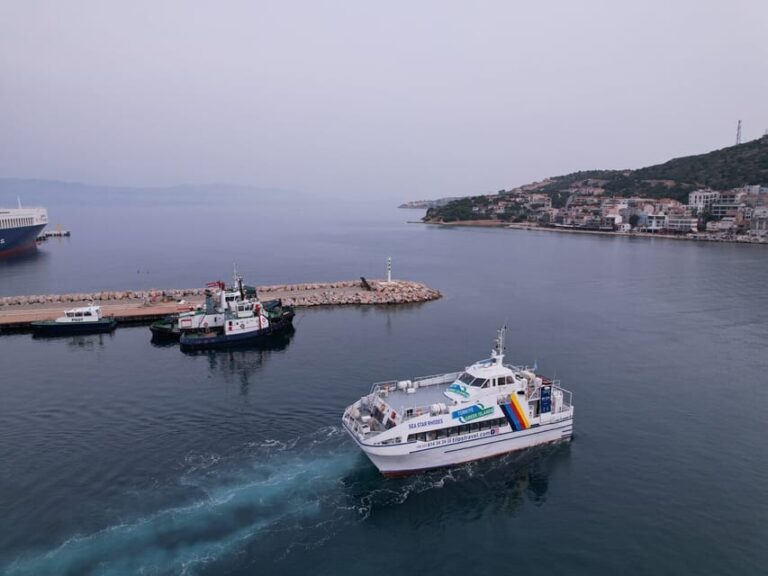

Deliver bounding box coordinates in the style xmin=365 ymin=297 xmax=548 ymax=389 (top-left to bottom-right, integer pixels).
xmin=1 ymin=189 xmax=767 ymax=575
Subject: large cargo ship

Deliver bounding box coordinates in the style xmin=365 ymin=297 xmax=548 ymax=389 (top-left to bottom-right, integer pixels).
xmin=0 ymin=206 xmax=48 ymax=257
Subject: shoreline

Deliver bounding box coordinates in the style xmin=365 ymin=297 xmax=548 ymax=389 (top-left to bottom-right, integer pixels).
xmin=414 ymin=220 xmax=767 ymax=245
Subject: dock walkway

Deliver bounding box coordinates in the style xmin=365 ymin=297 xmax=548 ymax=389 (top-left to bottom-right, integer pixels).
xmin=0 ymin=279 xmax=441 ymax=332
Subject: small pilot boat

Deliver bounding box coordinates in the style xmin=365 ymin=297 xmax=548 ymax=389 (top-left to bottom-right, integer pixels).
xmin=31 ymin=305 xmax=117 ymax=337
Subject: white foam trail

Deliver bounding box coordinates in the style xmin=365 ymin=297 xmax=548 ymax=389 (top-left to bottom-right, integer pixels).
xmin=7 ymin=429 xmax=357 ymax=576
xmin=7 ymin=426 xmax=542 ymax=575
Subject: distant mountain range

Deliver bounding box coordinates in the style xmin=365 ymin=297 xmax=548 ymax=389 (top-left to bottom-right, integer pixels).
xmin=0 ymin=179 xmax=301 ymax=208
xmin=424 ymin=136 xmax=768 ymax=221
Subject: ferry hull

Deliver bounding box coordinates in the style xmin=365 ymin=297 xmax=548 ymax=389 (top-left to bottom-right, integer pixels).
xmin=0 ymin=224 xmax=46 ymax=258
xmin=350 ymin=419 xmax=573 ymax=477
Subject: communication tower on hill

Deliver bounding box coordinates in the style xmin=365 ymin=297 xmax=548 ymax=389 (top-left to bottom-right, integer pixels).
xmin=735 ymin=120 xmax=742 ymax=145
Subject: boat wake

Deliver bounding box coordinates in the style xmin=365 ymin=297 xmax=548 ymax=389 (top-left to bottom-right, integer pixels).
xmin=5 ymin=426 xmax=565 ymax=575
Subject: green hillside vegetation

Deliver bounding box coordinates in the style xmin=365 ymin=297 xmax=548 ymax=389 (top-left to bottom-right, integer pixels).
xmin=426 ymin=136 xmax=768 ymax=221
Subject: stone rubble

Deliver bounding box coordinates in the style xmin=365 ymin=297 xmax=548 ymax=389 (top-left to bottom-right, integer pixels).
xmin=0 ymin=280 xmax=441 ymax=309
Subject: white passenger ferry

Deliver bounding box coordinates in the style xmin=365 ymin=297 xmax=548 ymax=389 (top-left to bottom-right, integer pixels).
xmin=342 ymin=328 xmax=574 ymax=476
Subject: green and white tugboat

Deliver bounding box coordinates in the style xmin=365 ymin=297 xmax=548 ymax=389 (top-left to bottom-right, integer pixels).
xmin=178 ymin=272 xmax=294 ymax=352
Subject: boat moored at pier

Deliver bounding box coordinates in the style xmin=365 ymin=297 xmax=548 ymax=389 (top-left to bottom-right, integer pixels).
xmin=178 ymin=273 xmax=294 ymax=351
xmin=31 ymin=305 xmax=117 ymax=337
xmin=342 ymin=327 xmax=574 ymax=476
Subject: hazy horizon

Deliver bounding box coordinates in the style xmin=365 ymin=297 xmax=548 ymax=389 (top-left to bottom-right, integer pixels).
xmin=2 ymin=1 xmax=767 ymax=201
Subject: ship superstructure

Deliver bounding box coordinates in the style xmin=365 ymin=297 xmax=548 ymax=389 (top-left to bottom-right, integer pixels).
xmin=342 ymin=327 xmax=574 ymax=476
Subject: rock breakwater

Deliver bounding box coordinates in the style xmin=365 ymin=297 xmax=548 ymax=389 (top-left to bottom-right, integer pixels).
xmin=0 ymin=280 xmax=441 ymax=309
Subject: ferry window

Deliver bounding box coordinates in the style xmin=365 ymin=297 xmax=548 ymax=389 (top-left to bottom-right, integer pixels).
xmin=459 ymin=424 xmax=470 ymax=435
xmin=436 ymin=428 xmax=447 ymax=439
xmin=470 ymin=422 xmax=479 ymax=432
xmin=458 ymin=373 xmax=475 ymax=386
xmin=471 ymin=378 xmax=488 ymax=388
xmin=448 ymin=426 xmax=459 ymax=437
xmin=417 ymin=433 xmax=426 ymax=442
xmin=84 ymin=311 xmax=91 ymax=317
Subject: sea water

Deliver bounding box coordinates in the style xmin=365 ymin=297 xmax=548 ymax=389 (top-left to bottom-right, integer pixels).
xmin=1 ymin=188 xmax=767 ymax=575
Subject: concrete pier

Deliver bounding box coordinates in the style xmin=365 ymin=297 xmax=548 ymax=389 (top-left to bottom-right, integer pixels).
xmin=0 ymin=279 xmax=441 ymax=332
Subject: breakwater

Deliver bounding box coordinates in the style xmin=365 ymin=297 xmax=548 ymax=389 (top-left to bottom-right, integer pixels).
xmin=0 ymin=279 xmax=441 ymax=331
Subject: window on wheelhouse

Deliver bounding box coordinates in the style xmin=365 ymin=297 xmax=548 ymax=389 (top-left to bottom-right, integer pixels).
xmin=457 ymin=373 xmax=475 ymax=386
xmin=471 ymin=378 xmax=488 ymax=388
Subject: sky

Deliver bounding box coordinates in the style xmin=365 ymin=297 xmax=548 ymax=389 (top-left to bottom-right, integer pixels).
xmin=1 ymin=0 xmax=767 ymax=200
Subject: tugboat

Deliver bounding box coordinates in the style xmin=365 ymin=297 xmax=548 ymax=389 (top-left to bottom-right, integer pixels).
xmin=342 ymin=327 xmax=574 ymax=476
xmin=150 ymin=278 xmax=275 ymax=343
xmin=178 ymin=274 xmax=294 ymax=352
xmin=149 ymin=285 xmax=226 ymax=343
xmin=31 ymin=304 xmax=117 ymax=337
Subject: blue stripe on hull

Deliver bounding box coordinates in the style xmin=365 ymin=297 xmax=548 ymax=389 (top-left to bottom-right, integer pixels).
xmin=0 ymin=224 xmax=46 ymax=257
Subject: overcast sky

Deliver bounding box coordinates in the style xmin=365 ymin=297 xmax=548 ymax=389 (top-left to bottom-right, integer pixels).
xmin=1 ymin=1 xmax=767 ymax=200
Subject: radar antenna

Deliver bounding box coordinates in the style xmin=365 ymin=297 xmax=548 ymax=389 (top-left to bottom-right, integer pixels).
xmin=492 ymin=325 xmax=507 ymax=365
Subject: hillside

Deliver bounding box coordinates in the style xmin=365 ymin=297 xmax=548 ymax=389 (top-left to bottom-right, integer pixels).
xmin=426 ymin=136 xmax=768 ymax=221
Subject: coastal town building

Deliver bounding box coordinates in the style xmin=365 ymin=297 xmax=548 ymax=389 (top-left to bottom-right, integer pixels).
xmin=665 ymin=216 xmax=698 ymax=233
xmin=689 ymin=189 xmax=720 ymax=213
xmin=434 ymin=178 xmax=767 ymax=241
xmin=751 ymin=206 xmax=768 ymax=236
xmin=644 ymin=214 xmax=667 ymax=232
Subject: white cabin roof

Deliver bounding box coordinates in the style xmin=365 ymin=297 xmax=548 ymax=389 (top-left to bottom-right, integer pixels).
xmin=66 ymin=305 xmax=101 ymax=314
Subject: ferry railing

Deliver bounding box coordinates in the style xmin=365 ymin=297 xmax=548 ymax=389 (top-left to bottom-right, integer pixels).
xmin=368 ymin=372 xmax=459 ymax=396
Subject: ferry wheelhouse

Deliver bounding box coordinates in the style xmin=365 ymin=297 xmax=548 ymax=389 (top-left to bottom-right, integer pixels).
xmin=342 ymin=328 xmax=574 ymax=476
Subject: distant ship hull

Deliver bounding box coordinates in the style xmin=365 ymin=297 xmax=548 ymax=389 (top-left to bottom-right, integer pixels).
xmin=0 ymin=223 xmax=47 ymax=258
xmin=0 ymin=206 xmax=48 ymax=258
